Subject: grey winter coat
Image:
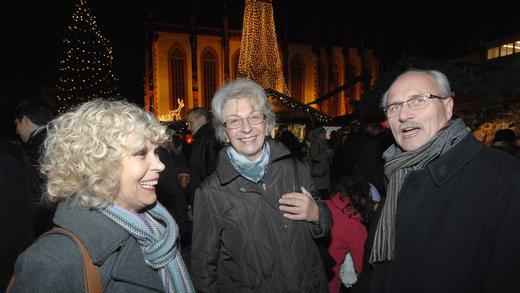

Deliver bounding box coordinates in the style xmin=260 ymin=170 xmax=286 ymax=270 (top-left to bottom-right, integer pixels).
xmin=191 ymin=140 xmax=332 ymax=293
xmin=10 ymin=201 xmax=165 ymax=292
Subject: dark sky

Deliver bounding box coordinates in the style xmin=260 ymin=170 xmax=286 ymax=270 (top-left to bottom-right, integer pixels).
xmin=2 ymin=0 xmax=518 ymax=103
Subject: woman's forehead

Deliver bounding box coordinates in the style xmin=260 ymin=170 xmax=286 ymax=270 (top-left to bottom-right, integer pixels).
xmin=223 ymin=97 xmax=259 ymax=116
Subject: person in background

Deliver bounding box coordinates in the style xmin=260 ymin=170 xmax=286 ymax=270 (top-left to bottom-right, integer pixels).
xmin=325 ymin=176 xmax=376 ymax=293
xmin=191 ymin=79 xmax=332 ymax=292
xmin=13 ymin=99 xmax=55 ymax=167
xmin=10 ymin=99 xmax=194 ymax=292
xmin=186 ymin=107 xmax=222 ymax=206
xmin=308 ymin=126 xmax=333 ymax=199
xmin=156 ymin=132 xmax=190 ymax=246
xmin=356 ymin=121 xmax=393 ymax=196
xmin=492 ymin=128 xmax=520 ymax=159
xmin=13 ymin=99 xmax=56 ymax=236
xmin=359 ymin=69 xmax=520 ymax=293
xmin=0 ymin=138 xmax=35 ymax=291
xmin=275 ymin=124 xmax=304 ymax=160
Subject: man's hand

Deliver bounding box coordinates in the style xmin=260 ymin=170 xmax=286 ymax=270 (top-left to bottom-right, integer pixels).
xmin=279 ymin=187 xmax=319 ymax=222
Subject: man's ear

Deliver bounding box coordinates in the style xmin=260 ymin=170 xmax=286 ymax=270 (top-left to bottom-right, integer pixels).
xmin=22 ymin=115 xmax=32 ymax=125
xmin=443 ymin=98 xmax=454 ymax=120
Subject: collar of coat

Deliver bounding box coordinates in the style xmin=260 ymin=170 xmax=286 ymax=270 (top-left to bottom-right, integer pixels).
xmin=425 ymin=134 xmax=484 ymax=186
xmin=192 ymin=122 xmax=214 ymax=141
xmin=216 ymin=139 xmax=291 ymax=185
xmin=53 ymin=200 xmax=164 ymax=291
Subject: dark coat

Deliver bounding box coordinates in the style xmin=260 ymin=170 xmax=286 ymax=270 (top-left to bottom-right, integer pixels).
xmin=0 ymin=139 xmax=35 ymax=291
xmin=156 ymin=147 xmax=189 ymax=239
xmin=10 ymin=201 xmax=165 ymax=292
xmin=191 ymin=140 xmax=332 ymax=293
xmin=357 ymin=134 xmax=520 ymax=293
xmin=189 ymin=123 xmax=221 ymax=203
xmin=23 ymin=126 xmax=47 ymax=168
xmin=22 ymin=127 xmax=54 ymax=236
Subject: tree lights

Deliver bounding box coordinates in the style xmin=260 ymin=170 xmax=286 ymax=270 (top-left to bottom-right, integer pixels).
xmin=238 ymin=0 xmax=288 ymax=95
xmin=56 ymin=0 xmax=119 ymax=113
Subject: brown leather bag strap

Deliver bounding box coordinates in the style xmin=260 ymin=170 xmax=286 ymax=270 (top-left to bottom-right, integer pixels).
xmin=51 ymin=227 xmax=102 ymax=293
xmin=6 ymin=227 xmax=102 ymax=293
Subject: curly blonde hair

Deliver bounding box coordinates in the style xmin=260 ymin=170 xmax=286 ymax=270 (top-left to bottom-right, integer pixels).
xmin=41 ymin=99 xmax=170 ymax=209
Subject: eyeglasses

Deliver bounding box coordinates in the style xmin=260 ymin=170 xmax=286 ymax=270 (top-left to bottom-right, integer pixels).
xmin=223 ymin=113 xmax=266 ymax=129
xmin=383 ymin=93 xmax=449 ymax=118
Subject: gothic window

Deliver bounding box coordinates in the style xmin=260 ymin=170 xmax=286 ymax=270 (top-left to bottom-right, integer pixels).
xmin=169 ymin=46 xmax=187 ymax=109
xmin=290 ymin=55 xmax=304 ymax=102
xmin=202 ymin=48 xmax=218 ymax=107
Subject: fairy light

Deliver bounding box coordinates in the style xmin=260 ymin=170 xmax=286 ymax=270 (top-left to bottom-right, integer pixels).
xmin=265 ymin=89 xmax=332 ymax=123
xmin=238 ymin=0 xmax=289 ymax=95
xmin=56 ymin=0 xmax=119 ymax=113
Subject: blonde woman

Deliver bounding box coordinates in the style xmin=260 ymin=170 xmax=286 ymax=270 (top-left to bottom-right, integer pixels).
xmin=10 ymin=100 xmax=193 ymax=292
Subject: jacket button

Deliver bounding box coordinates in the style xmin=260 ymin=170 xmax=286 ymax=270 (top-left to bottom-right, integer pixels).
xmin=282 ymin=224 xmax=288 ymax=231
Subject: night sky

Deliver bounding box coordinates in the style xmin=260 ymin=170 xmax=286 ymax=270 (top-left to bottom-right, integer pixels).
xmin=2 ymin=0 xmax=519 ymax=103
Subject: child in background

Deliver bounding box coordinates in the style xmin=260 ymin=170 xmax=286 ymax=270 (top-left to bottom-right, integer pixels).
xmin=325 ymin=176 xmax=377 ymax=292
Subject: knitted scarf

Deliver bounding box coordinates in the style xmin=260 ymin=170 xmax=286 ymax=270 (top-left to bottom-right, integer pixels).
xmin=227 ymin=142 xmax=271 ymax=183
xmin=369 ymin=118 xmax=469 ymax=264
xmin=102 ymin=202 xmax=194 ymax=293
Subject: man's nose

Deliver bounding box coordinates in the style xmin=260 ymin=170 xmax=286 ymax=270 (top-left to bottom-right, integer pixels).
xmin=398 ymin=103 xmax=414 ymax=121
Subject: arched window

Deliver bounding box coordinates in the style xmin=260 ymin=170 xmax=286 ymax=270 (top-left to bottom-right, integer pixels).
xmin=169 ymin=46 xmax=187 ymax=111
xmin=201 ymin=48 xmax=218 ymax=108
xmin=290 ymin=55 xmax=304 ymax=102
xmin=232 ymin=50 xmax=240 ymax=80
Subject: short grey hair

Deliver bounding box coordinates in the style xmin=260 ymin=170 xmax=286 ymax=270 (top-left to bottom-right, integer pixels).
xmin=381 ymin=69 xmax=451 ymax=109
xmin=211 ymin=79 xmax=275 ymax=143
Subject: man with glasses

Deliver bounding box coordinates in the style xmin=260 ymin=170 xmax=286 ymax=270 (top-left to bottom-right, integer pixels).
xmin=357 ymin=69 xmax=520 ymax=293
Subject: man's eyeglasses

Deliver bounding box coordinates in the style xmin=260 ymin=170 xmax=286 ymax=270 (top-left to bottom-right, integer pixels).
xmin=383 ymin=93 xmax=449 ymax=118
xmin=223 ymin=113 xmax=266 ymax=129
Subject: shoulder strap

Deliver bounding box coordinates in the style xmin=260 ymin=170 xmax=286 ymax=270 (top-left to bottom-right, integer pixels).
xmin=7 ymin=227 xmax=102 ymax=293
xmin=50 ymin=227 xmax=102 ymax=293
xmin=48 ymin=227 xmax=102 ymax=293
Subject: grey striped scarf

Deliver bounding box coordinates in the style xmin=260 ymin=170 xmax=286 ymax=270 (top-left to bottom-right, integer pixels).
xmin=369 ymin=118 xmax=469 ymax=264
xmin=102 ymin=202 xmax=194 ymax=293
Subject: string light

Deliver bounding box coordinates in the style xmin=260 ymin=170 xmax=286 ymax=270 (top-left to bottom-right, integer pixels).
xmin=265 ymin=89 xmax=332 ymax=123
xmin=56 ymin=0 xmax=119 ymax=113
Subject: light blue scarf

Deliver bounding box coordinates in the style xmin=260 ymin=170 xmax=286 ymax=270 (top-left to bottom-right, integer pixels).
xmin=227 ymin=142 xmax=271 ymax=183
xmin=102 ymin=202 xmax=194 ymax=293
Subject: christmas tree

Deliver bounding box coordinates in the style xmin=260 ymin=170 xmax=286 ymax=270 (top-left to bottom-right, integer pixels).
xmin=56 ymin=0 xmax=119 ymax=113
xmin=238 ymin=0 xmax=288 ymax=95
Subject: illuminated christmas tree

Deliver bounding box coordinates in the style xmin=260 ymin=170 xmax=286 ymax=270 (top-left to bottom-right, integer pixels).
xmin=56 ymin=0 xmax=119 ymax=113
xmin=238 ymin=0 xmax=288 ymax=94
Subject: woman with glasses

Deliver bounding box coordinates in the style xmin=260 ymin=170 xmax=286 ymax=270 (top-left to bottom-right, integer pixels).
xmin=191 ymin=79 xmax=332 ymax=292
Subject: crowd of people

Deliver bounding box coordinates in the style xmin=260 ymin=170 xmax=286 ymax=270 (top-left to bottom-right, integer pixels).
xmin=1 ymin=69 xmax=519 ymax=293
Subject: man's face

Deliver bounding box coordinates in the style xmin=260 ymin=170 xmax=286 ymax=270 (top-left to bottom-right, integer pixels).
xmin=386 ymin=72 xmax=454 ymax=151
xmin=14 ymin=116 xmax=34 ymax=143
xmin=187 ymin=113 xmax=206 ymax=135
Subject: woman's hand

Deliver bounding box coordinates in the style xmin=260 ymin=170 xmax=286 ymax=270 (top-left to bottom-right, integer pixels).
xmin=279 ymin=187 xmax=319 ymax=223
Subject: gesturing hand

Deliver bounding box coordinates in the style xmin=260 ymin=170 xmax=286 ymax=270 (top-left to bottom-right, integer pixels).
xmin=278 ymin=187 xmax=319 ymax=223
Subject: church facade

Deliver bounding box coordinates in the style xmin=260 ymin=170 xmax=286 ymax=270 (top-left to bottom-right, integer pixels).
xmin=145 ymin=23 xmax=380 ymax=121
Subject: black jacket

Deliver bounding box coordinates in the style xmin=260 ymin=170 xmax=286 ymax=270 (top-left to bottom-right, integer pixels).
xmin=191 ymin=140 xmax=332 ymax=292
xmin=189 ymin=123 xmax=221 ymax=203
xmin=0 ymin=139 xmax=35 ymax=290
xmin=356 ymin=134 xmax=520 ymax=293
